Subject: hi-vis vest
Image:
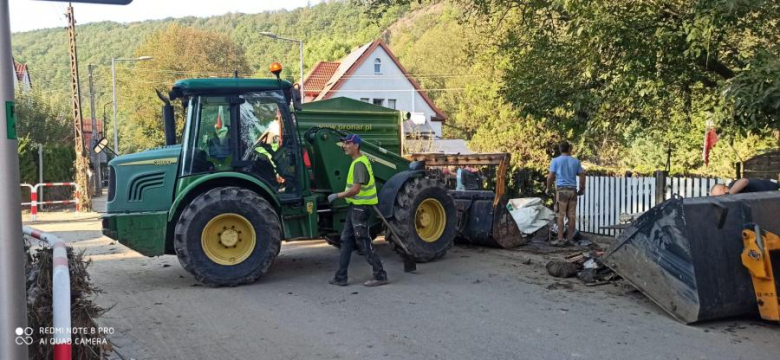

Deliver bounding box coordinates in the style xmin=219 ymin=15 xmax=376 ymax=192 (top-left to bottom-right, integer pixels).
xmin=254 ymin=146 xmax=277 ymax=169
xmin=345 ymin=155 xmax=378 ymax=205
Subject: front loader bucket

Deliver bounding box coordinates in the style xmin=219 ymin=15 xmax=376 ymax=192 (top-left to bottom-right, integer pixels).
xmin=602 ymin=192 xmax=780 ymax=323
xmin=451 ymin=191 xmax=525 ymax=248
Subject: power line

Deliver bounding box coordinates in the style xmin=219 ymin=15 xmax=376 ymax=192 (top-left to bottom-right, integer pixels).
xmin=31 ymin=64 xmax=480 ymax=79
xmin=303 ymin=74 xmax=481 ymax=79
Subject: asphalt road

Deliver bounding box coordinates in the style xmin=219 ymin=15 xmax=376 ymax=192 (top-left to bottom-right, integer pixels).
xmin=26 ymin=210 xmax=780 ymax=360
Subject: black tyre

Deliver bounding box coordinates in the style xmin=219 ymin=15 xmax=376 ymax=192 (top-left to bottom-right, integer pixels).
xmin=389 ymin=177 xmax=457 ymax=262
xmin=174 ymin=186 xmax=281 ymax=287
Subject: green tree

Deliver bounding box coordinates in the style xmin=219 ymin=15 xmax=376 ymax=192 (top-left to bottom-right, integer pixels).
xmin=118 ymin=24 xmax=251 ymax=153
xmin=14 ymin=90 xmax=75 ymax=186
xmin=364 ymin=0 xmax=780 ymax=175
xmin=14 ymin=89 xmax=71 ymax=146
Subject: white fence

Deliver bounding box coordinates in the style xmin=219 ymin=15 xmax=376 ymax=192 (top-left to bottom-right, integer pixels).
xmin=577 ymin=175 xmax=729 ymax=236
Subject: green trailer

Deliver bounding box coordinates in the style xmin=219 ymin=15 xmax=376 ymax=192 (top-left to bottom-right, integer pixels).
xmin=101 ymin=72 xmax=459 ymax=286
xmin=296 ymin=97 xmax=404 ymax=156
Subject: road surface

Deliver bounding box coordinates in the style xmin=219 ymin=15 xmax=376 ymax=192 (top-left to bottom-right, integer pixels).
xmin=25 ymin=207 xmax=780 ymax=360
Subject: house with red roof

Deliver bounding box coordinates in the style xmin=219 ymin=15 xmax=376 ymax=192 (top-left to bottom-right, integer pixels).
xmin=12 ymin=57 xmax=32 ymax=92
xmin=303 ymin=39 xmax=447 ymax=138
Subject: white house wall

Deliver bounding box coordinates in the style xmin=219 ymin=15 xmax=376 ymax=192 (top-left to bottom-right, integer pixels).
xmin=21 ymin=73 xmax=31 ymax=91
xmin=331 ymin=46 xmax=442 ymax=137
xmin=11 ymin=65 xmax=18 ymax=89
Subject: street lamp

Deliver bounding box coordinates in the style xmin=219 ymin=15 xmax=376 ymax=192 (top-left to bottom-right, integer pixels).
xmin=260 ymin=32 xmax=305 ymax=103
xmin=111 ymin=56 xmax=152 ymax=153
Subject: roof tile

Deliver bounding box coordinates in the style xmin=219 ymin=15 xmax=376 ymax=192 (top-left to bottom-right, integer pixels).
xmin=303 ymin=61 xmax=340 ymax=94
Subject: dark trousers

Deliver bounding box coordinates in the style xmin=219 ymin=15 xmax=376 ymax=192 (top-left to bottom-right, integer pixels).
xmin=334 ymin=205 xmax=387 ymax=281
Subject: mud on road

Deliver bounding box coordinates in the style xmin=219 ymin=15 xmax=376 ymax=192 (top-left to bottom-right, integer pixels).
xmin=27 ymin=211 xmax=780 ymax=360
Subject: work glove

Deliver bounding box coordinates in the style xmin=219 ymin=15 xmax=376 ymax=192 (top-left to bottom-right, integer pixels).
xmin=327 ymin=193 xmax=339 ymax=204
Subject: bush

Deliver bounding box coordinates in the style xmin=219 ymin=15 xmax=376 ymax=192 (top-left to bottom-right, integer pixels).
xmin=18 ymin=137 xmax=76 ymax=202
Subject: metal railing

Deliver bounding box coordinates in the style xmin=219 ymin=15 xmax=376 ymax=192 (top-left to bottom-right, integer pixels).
xmin=20 ymin=183 xmax=33 ymax=210
xmin=23 ymin=226 xmax=72 ymax=360
xmin=19 ymin=182 xmax=81 ymax=221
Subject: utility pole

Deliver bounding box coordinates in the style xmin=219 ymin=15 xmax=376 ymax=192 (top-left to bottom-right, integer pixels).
xmin=111 ymin=58 xmax=118 ymax=153
xmin=66 ymin=4 xmax=92 ymax=211
xmin=88 ymin=64 xmax=101 ymax=194
xmin=0 ymin=1 xmax=28 ymax=359
xmin=39 ymin=143 xmax=44 ymax=209
xmin=111 ymin=56 xmax=152 ymax=154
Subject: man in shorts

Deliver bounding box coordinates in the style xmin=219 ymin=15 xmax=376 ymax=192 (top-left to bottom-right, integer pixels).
xmin=546 ymin=142 xmax=585 ymax=246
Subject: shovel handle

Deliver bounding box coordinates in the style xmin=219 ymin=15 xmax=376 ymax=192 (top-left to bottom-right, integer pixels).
xmin=371 ymin=206 xmax=417 ymax=272
xmin=371 ymin=206 xmax=411 ymax=254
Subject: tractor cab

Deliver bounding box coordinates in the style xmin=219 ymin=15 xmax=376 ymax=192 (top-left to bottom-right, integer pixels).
xmin=169 ymin=78 xmax=306 ymax=203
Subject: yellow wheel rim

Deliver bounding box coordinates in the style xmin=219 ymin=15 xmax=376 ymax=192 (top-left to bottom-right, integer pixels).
xmin=415 ymin=198 xmax=446 ymax=243
xmin=201 ymin=213 xmax=256 ymax=266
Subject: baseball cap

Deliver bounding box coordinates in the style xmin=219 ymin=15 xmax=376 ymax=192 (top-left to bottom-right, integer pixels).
xmin=340 ymin=134 xmax=362 ymax=145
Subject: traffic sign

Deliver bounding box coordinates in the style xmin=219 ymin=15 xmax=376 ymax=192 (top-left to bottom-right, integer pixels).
xmin=5 ymin=101 xmax=14 ymax=139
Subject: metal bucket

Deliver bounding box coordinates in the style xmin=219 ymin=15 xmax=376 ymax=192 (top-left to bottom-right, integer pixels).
xmin=451 ymin=191 xmax=525 ymax=248
xmin=603 ymin=191 xmax=780 ymax=323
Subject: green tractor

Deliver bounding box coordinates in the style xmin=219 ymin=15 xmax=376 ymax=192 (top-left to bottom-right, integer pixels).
xmin=100 ymin=67 xmax=466 ymax=286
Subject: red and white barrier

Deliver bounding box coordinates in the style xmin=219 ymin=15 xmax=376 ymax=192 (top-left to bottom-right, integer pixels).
xmin=20 ymin=183 xmax=34 ymax=209
xmin=23 ymin=226 xmax=72 ymax=360
xmin=29 ymin=182 xmax=80 ymax=221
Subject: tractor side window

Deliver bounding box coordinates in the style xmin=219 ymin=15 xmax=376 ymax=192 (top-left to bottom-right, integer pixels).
xmin=237 ymin=93 xmax=279 ymax=188
xmin=182 ymin=96 xmax=233 ymax=175
xmin=238 ymin=94 xmax=278 ymax=159
xmin=238 ymin=92 xmax=298 ymax=195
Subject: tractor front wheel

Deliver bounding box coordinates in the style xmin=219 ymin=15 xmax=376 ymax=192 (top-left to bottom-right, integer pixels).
xmin=389 ymin=177 xmax=456 ymax=262
xmin=174 ymin=187 xmax=281 ymax=287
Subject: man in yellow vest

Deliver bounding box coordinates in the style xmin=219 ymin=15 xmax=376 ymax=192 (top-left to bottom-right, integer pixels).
xmin=327 ymin=134 xmax=388 ymax=287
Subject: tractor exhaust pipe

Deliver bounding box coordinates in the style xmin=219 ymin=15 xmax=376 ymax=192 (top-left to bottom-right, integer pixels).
xmin=156 ymin=89 xmax=176 ymax=146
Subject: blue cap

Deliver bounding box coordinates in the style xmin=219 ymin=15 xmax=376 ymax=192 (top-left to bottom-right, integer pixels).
xmin=341 ymin=134 xmax=361 ymax=145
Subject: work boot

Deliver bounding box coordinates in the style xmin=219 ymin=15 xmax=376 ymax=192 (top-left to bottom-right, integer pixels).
xmin=329 ymin=278 xmax=348 ymax=286
xmin=363 ymin=279 xmax=389 ymax=287
xmin=550 ymin=239 xmax=567 ymax=247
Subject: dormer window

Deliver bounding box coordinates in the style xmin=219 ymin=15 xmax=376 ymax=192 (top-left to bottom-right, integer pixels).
xmin=374 ymin=58 xmax=381 ymax=74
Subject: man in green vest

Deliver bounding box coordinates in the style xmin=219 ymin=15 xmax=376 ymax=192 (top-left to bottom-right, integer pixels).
xmin=327 ymin=134 xmax=389 ymax=287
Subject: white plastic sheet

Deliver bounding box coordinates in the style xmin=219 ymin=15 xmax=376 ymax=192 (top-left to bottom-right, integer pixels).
xmin=507 ymin=198 xmax=555 ymax=234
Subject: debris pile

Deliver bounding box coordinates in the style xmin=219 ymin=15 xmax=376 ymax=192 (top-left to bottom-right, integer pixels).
xmin=546 ymin=250 xmax=618 ymax=285
xmin=26 ymin=243 xmax=112 ymax=360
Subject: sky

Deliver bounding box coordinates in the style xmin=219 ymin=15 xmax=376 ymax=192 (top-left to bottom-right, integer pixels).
xmin=9 ymin=0 xmax=319 ymax=33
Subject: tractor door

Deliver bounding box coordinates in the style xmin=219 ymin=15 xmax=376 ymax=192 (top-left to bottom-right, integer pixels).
xmin=179 ymin=91 xmax=303 ymax=201
xmin=235 ymin=91 xmax=302 ymax=202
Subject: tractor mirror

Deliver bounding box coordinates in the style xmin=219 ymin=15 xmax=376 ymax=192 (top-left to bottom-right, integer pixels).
xmin=93 ymin=137 xmax=109 ymax=154
xmin=292 ymin=84 xmax=303 ymax=111
xmin=157 ymin=89 xmax=177 ymax=146
xmin=162 ymin=104 xmax=176 ymax=146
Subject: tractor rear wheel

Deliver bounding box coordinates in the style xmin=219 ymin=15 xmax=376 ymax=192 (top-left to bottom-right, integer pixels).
xmin=174 ymin=186 xmax=281 ymax=287
xmin=389 ymin=177 xmax=456 ymax=262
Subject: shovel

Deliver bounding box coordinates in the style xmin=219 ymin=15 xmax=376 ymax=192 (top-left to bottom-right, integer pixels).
xmin=371 ymin=205 xmax=417 ymax=272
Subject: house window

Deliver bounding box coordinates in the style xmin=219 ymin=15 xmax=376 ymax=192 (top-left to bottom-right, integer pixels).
xmin=374 ymin=58 xmax=381 ymax=74
xmin=373 ymin=98 xmax=384 ymax=106
xmin=360 ymin=98 xmax=370 ymax=103
xmin=388 ymin=99 xmax=397 ymax=109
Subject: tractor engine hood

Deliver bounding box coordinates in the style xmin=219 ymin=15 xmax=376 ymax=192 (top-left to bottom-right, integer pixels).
xmin=106 ymin=145 xmax=182 ymax=214
xmin=109 ymin=145 xmax=181 ymax=168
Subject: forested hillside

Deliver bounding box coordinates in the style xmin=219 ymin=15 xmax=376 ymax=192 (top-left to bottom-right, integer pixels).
xmin=11 ymin=0 xmax=779 ymax=177
xmin=11 ymin=1 xmax=408 ymax=106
